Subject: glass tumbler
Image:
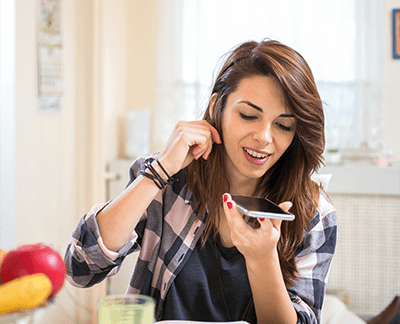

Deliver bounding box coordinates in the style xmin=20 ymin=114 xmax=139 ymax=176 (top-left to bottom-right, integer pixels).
xmin=97 ymin=295 xmax=155 ymax=324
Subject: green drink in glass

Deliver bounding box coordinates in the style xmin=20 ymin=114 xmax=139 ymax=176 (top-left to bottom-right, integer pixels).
xmin=97 ymin=295 xmax=155 ymax=324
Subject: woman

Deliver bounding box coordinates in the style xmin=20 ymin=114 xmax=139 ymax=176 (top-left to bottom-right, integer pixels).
xmin=65 ymin=39 xmax=337 ymax=324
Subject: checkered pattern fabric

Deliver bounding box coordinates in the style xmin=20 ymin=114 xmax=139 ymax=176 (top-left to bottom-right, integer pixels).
xmin=65 ymin=157 xmax=337 ymax=323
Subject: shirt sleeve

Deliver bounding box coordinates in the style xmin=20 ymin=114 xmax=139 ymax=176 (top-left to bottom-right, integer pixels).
xmin=64 ymin=203 xmax=142 ymax=288
xmin=64 ymin=157 xmax=147 ymax=288
xmin=288 ymin=193 xmax=337 ymax=324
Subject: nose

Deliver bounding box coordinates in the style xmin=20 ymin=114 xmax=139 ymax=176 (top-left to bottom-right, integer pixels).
xmin=253 ymin=123 xmax=272 ymax=145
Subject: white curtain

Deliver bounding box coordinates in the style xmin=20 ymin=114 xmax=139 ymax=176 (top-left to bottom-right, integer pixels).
xmin=154 ymin=0 xmax=385 ymax=154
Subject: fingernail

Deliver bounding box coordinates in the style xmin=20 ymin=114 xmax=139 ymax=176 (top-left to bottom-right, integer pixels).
xmin=227 ymin=201 xmax=233 ymax=209
xmin=223 ymin=194 xmax=228 ymax=202
xmin=258 ymin=217 xmax=265 ymax=222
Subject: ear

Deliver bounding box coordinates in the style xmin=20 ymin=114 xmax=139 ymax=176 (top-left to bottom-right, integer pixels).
xmin=209 ymin=93 xmax=218 ymax=120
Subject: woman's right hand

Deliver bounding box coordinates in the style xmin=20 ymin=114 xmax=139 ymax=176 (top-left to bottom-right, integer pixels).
xmin=97 ymin=120 xmax=220 ymax=252
xmin=157 ymin=120 xmax=222 ymax=176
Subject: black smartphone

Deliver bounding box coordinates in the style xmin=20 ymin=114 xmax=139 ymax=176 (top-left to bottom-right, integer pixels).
xmin=231 ymin=195 xmax=295 ymax=221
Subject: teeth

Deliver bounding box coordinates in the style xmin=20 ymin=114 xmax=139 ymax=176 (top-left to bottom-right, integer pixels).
xmin=244 ymin=148 xmax=268 ymax=159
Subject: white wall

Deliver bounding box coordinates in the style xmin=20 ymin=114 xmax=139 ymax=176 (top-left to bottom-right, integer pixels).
xmin=11 ymin=0 xmax=108 ymax=322
xmin=102 ymin=0 xmax=129 ymax=162
xmin=13 ymin=1 xmax=87 ymax=322
xmin=6 ymin=1 xmax=158 ymax=323
xmin=102 ymin=1 xmax=158 ymax=162
xmin=15 ymin=0 xmax=75 ymax=250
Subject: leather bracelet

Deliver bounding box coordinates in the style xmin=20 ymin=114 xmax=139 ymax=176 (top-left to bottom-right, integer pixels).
xmin=154 ymin=157 xmax=172 ymax=180
xmin=140 ymin=170 xmax=164 ymax=189
xmin=141 ymin=157 xmax=173 ymax=189
xmin=145 ymin=158 xmax=168 ymax=187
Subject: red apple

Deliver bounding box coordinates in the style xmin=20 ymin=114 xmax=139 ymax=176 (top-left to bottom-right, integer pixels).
xmin=0 ymin=243 xmax=66 ymax=298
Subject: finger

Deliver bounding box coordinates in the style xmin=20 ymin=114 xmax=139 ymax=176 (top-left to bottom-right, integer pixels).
xmin=208 ymin=124 xmax=222 ymax=144
xmin=258 ymin=216 xmax=282 ymax=231
xmin=258 ymin=201 xmax=292 ymax=229
xmin=196 ymin=134 xmax=214 ymax=160
xmin=184 ymin=131 xmax=208 ymax=153
xmin=159 ymin=120 xmax=217 ymax=174
xmin=278 ymin=201 xmax=293 ymax=213
xmin=191 ymin=137 xmax=211 ymax=160
xmin=202 ymin=136 xmax=214 ymax=160
xmin=222 ymin=193 xmax=233 ymax=222
xmin=194 ymin=120 xmax=221 ymax=144
xmin=191 ymin=144 xmax=204 ymax=159
xmin=191 ymin=132 xmax=216 ymax=160
xmin=222 ymin=193 xmax=245 ymax=227
xmin=192 ymin=121 xmax=221 ymax=158
xmin=223 ymin=193 xmax=255 ymax=249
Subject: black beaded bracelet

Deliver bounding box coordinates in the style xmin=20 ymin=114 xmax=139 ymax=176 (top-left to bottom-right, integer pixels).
xmin=141 ymin=157 xmax=173 ymax=189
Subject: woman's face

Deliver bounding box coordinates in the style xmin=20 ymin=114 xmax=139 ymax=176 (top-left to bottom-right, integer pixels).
xmin=221 ymin=75 xmax=296 ymax=190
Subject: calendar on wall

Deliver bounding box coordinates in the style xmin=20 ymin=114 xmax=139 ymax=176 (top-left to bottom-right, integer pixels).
xmin=37 ymin=0 xmax=63 ymax=112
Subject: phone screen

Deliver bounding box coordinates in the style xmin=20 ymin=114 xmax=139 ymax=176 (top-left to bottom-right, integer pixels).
xmin=231 ymin=195 xmax=295 ymax=221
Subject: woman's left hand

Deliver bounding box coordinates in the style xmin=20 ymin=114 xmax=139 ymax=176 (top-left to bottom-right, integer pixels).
xmin=222 ymin=193 xmax=292 ymax=261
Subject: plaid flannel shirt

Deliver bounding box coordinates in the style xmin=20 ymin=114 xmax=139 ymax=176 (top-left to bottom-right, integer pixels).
xmin=65 ymin=157 xmax=337 ymax=323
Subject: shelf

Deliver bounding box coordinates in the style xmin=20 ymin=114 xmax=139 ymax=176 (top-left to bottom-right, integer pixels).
xmin=318 ymin=165 xmax=400 ymax=195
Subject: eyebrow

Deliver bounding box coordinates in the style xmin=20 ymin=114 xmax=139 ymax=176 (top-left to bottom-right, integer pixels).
xmin=239 ymin=100 xmax=295 ymax=118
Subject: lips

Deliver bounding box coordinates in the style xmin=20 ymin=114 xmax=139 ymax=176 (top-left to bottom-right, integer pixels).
xmin=243 ymin=147 xmax=271 ymax=165
xmin=243 ymin=147 xmax=271 ymax=159
xmin=244 ymin=147 xmax=270 ymax=159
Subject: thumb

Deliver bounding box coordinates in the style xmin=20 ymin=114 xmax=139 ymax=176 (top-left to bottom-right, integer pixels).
xmin=278 ymin=201 xmax=293 ymax=213
xmin=258 ymin=201 xmax=292 ymax=229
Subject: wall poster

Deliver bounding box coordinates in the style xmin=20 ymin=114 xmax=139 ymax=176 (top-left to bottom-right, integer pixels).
xmin=37 ymin=0 xmax=63 ymax=112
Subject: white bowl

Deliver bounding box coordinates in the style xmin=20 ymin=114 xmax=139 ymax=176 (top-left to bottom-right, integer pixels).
xmin=0 ymin=302 xmax=54 ymax=324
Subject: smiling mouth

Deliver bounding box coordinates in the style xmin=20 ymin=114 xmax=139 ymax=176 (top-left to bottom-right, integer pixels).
xmin=243 ymin=148 xmax=270 ymax=159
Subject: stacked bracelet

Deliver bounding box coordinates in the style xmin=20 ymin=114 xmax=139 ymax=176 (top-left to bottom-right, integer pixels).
xmin=140 ymin=157 xmax=173 ymax=190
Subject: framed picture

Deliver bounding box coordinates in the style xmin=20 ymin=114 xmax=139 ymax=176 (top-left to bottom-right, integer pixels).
xmin=393 ymin=9 xmax=400 ymax=59
xmin=37 ymin=0 xmax=63 ymax=112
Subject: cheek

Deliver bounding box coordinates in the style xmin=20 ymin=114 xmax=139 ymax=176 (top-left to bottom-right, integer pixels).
xmin=221 ymin=116 xmax=238 ymax=143
xmin=276 ymin=134 xmax=295 ymax=153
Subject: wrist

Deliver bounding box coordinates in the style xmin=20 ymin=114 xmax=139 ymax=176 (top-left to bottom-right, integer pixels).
xmin=157 ymin=155 xmax=176 ymax=177
xmin=245 ymin=247 xmax=280 ymax=272
xmin=140 ymin=157 xmax=173 ymax=190
xmin=150 ymin=159 xmax=169 ymax=182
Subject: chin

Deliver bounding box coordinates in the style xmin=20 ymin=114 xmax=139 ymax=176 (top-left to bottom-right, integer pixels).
xmin=241 ymin=169 xmax=269 ymax=182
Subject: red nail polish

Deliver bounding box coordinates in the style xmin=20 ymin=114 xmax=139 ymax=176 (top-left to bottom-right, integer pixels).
xmin=227 ymin=201 xmax=233 ymax=209
xmin=223 ymin=194 xmax=228 ymax=202
xmin=259 ymin=217 xmax=265 ymax=222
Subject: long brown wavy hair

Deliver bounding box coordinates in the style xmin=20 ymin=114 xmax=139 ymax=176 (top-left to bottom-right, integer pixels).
xmin=186 ymin=39 xmax=324 ymax=287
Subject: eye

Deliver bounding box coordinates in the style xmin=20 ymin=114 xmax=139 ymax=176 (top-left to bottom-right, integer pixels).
xmin=239 ymin=112 xmax=257 ymax=121
xmin=276 ymin=122 xmax=293 ymax=132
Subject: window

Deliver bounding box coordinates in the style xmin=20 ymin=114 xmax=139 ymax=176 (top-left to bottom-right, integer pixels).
xmin=154 ymin=0 xmax=385 ymax=158
xmin=0 ymin=0 xmax=17 ymax=249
